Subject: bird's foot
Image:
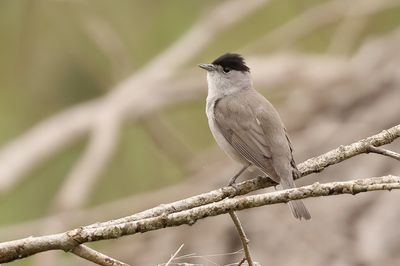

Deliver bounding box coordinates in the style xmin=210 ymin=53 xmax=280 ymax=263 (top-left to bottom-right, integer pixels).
xmin=227 ymin=165 xmax=249 ymax=187
xmin=228 ymin=175 xmax=239 ymax=186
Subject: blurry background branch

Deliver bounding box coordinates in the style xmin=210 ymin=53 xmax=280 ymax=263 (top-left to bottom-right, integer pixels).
xmin=0 ymin=0 xmax=268 ymax=195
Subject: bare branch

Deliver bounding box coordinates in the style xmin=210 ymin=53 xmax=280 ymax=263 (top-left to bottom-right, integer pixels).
xmin=71 ymin=245 xmax=130 ymax=266
xmin=298 ymin=124 xmax=400 ymax=176
xmin=229 ymin=212 xmax=254 ymax=266
xmin=7 ymin=124 xmax=392 ymax=264
xmin=82 ymin=124 xmax=400 ymax=229
xmin=1 ymin=125 xmax=390 ymax=262
xmin=0 ymin=175 xmax=399 ymax=263
xmin=367 ymin=145 xmax=400 ymax=161
xmin=0 ymin=124 xmax=399 ymax=262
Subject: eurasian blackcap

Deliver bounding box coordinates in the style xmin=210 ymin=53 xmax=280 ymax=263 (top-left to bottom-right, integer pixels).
xmin=199 ymin=53 xmax=311 ymax=220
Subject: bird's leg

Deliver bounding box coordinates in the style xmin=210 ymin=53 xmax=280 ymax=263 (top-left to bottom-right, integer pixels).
xmin=228 ymin=165 xmax=250 ymax=186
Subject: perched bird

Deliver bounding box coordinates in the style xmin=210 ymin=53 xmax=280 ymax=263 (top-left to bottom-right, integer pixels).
xmin=199 ymin=53 xmax=311 ymax=220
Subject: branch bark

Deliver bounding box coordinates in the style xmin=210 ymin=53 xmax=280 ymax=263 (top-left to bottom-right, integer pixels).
xmin=298 ymin=124 xmax=400 ymax=176
xmin=83 ymin=124 xmax=400 ymax=229
xmin=1 ymin=175 xmax=399 ymax=263
xmin=7 ymin=124 xmax=392 ymax=265
xmin=0 ymin=123 xmax=399 ymax=262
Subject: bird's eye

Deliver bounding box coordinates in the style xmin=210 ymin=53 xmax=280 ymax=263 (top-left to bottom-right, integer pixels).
xmin=223 ymin=67 xmax=231 ymax=73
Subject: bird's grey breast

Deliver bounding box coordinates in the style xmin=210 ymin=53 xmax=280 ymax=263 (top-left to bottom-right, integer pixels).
xmin=206 ymin=96 xmax=245 ymax=163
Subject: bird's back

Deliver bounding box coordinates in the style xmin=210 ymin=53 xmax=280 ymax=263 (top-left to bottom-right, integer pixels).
xmin=212 ymin=88 xmax=294 ymax=183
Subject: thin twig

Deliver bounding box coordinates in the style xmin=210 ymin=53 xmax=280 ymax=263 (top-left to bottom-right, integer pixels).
xmin=227 ymin=166 xmax=253 ymax=265
xmin=71 ymin=245 xmax=130 ymax=266
xmin=367 ymin=145 xmax=400 ymax=161
xmin=229 ymin=212 xmax=254 ymax=266
xmin=237 ymin=257 xmax=247 ymax=266
xmin=165 ymin=244 xmax=184 ymax=266
xmin=172 ymin=249 xmax=243 ymax=260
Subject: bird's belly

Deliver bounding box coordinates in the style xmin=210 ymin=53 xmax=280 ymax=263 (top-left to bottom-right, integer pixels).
xmin=208 ymin=117 xmax=248 ymax=165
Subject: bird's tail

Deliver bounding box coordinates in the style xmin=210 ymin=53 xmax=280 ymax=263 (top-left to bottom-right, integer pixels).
xmin=281 ymin=178 xmax=311 ymax=220
xmin=287 ymin=200 xmax=311 ymax=220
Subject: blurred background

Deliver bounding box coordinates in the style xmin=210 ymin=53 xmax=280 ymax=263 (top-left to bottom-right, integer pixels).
xmin=0 ymin=0 xmax=400 ymax=265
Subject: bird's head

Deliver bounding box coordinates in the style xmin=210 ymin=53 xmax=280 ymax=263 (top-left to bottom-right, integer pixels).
xmin=199 ymin=53 xmax=252 ymax=97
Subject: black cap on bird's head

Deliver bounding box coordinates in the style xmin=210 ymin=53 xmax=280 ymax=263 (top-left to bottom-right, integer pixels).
xmin=198 ymin=53 xmax=250 ymax=73
xmin=212 ymin=53 xmax=250 ymax=72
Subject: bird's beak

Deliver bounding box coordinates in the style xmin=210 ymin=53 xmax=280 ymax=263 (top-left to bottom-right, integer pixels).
xmin=198 ymin=64 xmax=216 ymax=72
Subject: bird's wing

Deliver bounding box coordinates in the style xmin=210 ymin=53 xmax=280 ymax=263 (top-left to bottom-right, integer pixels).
xmin=284 ymin=128 xmax=300 ymax=178
xmin=213 ymin=94 xmax=275 ymax=175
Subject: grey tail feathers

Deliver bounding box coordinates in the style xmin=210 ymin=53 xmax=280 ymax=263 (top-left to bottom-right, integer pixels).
xmin=281 ymin=178 xmax=311 ymax=220
xmin=288 ymin=200 xmax=311 ymax=220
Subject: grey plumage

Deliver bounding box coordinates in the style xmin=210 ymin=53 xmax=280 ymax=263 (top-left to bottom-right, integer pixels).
xmin=200 ymin=53 xmax=310 ymax=220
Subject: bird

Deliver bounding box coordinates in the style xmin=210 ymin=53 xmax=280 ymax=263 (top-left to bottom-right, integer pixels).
xmin=199 ymin=53 xmax=311 ymax=220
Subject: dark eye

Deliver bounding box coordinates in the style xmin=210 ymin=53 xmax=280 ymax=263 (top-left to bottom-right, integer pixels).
xmin=223 ymin=67 xmax=231 ymax=73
